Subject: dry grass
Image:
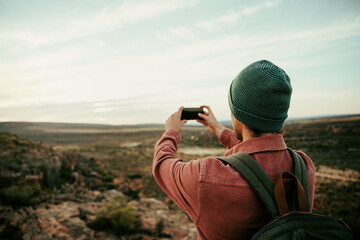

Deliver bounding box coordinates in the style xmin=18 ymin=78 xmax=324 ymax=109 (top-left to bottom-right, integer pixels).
xmin=0 ymin=117 xmax=359 ymax=236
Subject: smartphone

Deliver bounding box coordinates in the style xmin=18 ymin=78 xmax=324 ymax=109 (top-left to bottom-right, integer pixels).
xmin=181 ymin=107 xmax=204 ymax=120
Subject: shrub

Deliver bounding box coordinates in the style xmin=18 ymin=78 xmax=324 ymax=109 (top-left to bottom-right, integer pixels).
xmin=0 ymin=225 xmax=23 ymax=239
xmin=0 ymin=185 xmax=40 ymax=207
xmin=87 ymin=215 xmax=111 ymax=231
xmin=12 ymin=157 xmax=23 ymax=165
xmin=127 ymin=173 xmax=143 ymax=179
xmin=106 ymin=182 xmax=116 ymax=190
xmin=60 ymin=165 xmax=73 ymax=183
xmin=87 ymin=207 xmax=138 ymax=236
xmin=109 ymin=207 xmax=137 ymax=235
xmin=105 ymin=175 xmax=114 ymax=182
xmin=41 ymin=165 xmax=74 ymax=189
xmin=156 ymin=219 xmax=164 ymax=236
xmin=124 ymin=187 xmax=139 ymax=200
xmin=95 ymin=167 xmax=107 ymax=177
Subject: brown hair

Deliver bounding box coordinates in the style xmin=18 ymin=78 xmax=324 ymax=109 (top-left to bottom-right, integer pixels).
xmin=247 ymin=125 xmax=284 ymax=138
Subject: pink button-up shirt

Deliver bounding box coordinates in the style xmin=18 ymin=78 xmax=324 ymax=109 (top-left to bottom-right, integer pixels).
xmin=153 ymin=128 xmax=316 ymax=239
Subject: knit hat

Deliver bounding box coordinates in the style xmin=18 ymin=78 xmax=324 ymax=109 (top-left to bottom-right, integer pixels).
xmin=228 ymin=60 xmax=292 ymax=132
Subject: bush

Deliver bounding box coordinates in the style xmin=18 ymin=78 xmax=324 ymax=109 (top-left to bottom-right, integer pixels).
xmin=60 ymin=165 xmax=73 ymax=183
xmin=109 ymin=207 xmax=137 ymax=235
xmin=41 ymin=165 xmax=74 ymax=189
xmin=124 ymin=187 xmax=139 ymax=200
xmin=87 ymin=207 xmax=138 ymax=235
xmin=87 ymin=215 xmax=111 ymax=231
xmin=156 ymin=219 xmax=164 ymax=236
xmin=95 ymin=167 xmax=107 ymax=177
xmin=12 ymin=157 xmax=23 ymax=165
xmin=106 ymin=182 xmax=116 ymax=190
xmin=0 ymin=225 xmax=23 ymax=239
xmin=105 ymin=175 xmax=114 ymax=182
xmin=0 ymin=185 xmax=40 ymax=207
xmin=127 ymin=173 xmax=143 ymax=179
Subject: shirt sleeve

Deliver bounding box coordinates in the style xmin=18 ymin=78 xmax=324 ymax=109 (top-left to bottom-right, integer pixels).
xmin=219 ymin=128 xmax=242 ymax=149
xmin=153 ymin=129 xmax=200 ymax=220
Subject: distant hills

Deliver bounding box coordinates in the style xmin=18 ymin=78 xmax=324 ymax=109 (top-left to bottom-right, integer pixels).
xmin=0 ymin=113 xmax=359 ymax=131
xmin=286 ymin=113 xmax=360 ymax=121
xmin=208 ymin=114 xmax=360 ymax=127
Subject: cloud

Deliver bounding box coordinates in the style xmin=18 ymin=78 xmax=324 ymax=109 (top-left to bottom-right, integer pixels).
xmin=242 ymin=0 xmax=280 ymax=15
xmin=196 ymin=0 xmax=282 ymax=32
xmin=155 ymin=25 xmax=198 ymax=46
xmin=2 ymin=16 xmax=359 ymax=110
xmin=166 ymin=16 xmax=360 ymax=67
xmin=170 ymin=26 xmax=197 ymax=41
xmin=289 ymin=89 xmax=360 ymax=117
xmin=0 ymin=0 xmax=197 ymax=49
xmin=2 ymin=0 xmax=360 ymax=124
xmin=196 ymin=12 xmax=238 ymax=32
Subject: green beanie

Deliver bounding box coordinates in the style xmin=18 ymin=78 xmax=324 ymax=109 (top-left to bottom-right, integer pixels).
xmin=228 ymin=60 xmax=292 ymax=132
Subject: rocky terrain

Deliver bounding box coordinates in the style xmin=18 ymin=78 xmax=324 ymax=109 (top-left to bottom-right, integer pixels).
xmin=0 ymin=131 xmax=197 ymax=239
xmin=0 ymin=116 xmax=359 ymax=239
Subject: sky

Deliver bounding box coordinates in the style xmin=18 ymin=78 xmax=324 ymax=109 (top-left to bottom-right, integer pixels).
xmin=1 ymin=0 xmax=360 ymax=125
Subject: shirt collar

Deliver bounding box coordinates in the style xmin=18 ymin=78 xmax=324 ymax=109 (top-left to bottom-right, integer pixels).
xmin=225 ymin=134 xmax=287 ymax=156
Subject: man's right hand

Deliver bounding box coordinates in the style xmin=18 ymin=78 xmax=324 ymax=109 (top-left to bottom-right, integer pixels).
xmin=197 ymin=105 xmax=226 ymax=138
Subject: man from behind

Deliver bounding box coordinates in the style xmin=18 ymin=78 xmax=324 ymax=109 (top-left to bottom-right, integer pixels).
xmin=153 ymin=60 xmax=316 ymax=239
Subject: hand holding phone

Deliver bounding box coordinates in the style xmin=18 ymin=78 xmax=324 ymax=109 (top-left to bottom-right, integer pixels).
xmin=181 ymin=107 xmax=204 ymax=120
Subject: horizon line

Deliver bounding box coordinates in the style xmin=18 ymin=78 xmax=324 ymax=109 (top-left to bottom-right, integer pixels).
xmin=0 ymin=113 xmax=359 ymax=127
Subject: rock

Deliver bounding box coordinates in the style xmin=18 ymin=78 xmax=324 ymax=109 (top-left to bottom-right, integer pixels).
xmin=1 ymin=188 xmax=197 ymax=239
xmin=72 ymin=172 xmax=86 ymax=188
xmin=95 ymin=231 xmax=120 ymax=240
xmin=0 ymin=132 xmax=197 ymax=239
xmin=33 ymin=201 xmax=95 ymax=239
xmin=21 ymin=219 xmax=41 ymax=240
xmin=101 ymin=189 xmax=126 ymax=200
xmin=126 ymin=198 xmax=197 ymax=238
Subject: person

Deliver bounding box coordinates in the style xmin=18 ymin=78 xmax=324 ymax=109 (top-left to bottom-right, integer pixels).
xmin=153 ymin=60 xmax=316 ymax=239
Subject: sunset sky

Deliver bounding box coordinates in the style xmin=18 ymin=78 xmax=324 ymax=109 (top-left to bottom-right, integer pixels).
xmin=1 ymin=0 xmax=360 ymax=124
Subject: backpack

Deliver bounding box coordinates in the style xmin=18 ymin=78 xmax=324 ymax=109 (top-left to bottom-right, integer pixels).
xmin=217 ymin=148 xmax=355 ymax=240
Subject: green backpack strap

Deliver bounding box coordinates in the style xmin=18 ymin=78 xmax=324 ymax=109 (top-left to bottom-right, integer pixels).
xmin=217 ymin=149 xmax=312 ymax=218
xmin=217 ymin=153 xmax=280 ymax=219
xmin=287 ymin=148 xmax=311 ymax=212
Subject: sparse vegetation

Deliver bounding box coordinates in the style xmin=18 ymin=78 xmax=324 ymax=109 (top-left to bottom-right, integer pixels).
xmin=0 ymin=116 xmax=359 ymax=237
xmin=284 ymin=118 xmax=360 ymax=171
xmin=314 ymin=180 xmax=360 ymax=236
xmin=127 ymin=173 xmax=143 ymax=179
xmin=12 ymin=157 xmax=23 ymax=165
xmin=88 ymin=207 xmax=139 ymax=235
xmin=0 ymin=225 xmax=23 ymax=239
xmin=41 ymin=165 xmax=74 ymax=189
xmin=0 ymin=185 xmax=40 ymax=207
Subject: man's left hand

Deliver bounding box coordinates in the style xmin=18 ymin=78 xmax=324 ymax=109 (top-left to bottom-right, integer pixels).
xmin=165 ymin=106 xmax=187 ymax=133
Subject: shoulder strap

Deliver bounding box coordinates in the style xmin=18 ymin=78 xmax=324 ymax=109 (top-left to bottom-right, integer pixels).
xmin=287 ymin=148 xmax=311 ymax=212
xmin=217 ymin=153 xmax=280 ymax=219
xmin=217 ymin=149 xmax=311 ymax=218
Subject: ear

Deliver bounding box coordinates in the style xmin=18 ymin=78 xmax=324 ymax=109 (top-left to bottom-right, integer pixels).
xmin=231 ymin=115 xmax=240 ymax=129
xmin=231 ymin=113 xmax=243 ymax=139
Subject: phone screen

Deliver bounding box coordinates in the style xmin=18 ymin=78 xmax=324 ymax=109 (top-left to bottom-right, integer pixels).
xmin=181 ymin=107 xmax=204 ymax=120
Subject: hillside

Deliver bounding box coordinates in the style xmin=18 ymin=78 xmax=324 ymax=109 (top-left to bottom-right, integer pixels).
xmin=0 ymin=115 xmax=359 ymax=238
xmin=0 ymin=131 xmax=196 ymax=239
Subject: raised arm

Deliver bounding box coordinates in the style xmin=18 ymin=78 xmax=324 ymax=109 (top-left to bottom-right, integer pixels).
xmin=197 ymin=105 xmax=226 ymax=138
xmin=152 ymin=107 xmax=199 ymax=220
xmin=197 ymin=105 xmax=241 ymax=149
